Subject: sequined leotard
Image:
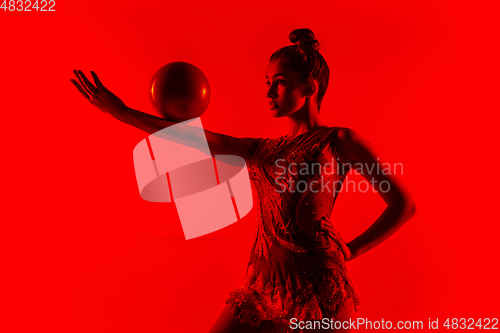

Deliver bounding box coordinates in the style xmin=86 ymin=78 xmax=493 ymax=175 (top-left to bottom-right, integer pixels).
xmin=226 ymin=126 xmax=360 ymax=332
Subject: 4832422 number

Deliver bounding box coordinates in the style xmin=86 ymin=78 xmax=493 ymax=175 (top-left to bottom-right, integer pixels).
xmin=1 ymin=0 xmax=55 ymax=11
xmin=444 ymin=318 xmax=498 ymax=330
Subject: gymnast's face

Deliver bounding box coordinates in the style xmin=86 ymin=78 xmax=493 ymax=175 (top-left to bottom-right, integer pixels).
xmin=265 ymin=60 xmax=309 ymax=118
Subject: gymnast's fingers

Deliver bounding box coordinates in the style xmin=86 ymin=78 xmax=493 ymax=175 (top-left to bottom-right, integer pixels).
xmin=91 ymin=71 xmax=107 ymax=91
xmin=77 ymin=70 xmax=99 ymax=95
xmin=70 ymin=79 xmax=90 ymax=100
xmin=319 ymin=217 xmax=346 ymax=242
xmin=73 ymin=70 xmax=93 ymax=96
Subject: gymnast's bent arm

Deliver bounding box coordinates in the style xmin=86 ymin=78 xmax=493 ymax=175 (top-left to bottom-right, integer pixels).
xmin=70 ymin=70 xmax=258 ymax=162
xmin=333 ymin=127 xmax=417 ymax=261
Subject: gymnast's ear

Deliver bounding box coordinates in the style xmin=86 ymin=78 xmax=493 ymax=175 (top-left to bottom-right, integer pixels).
xmin=304 ymin=79 xmax=317 ymax=97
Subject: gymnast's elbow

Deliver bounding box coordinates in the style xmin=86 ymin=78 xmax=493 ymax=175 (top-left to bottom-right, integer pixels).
xmin=389 ymin=195 xmax=417 ymax=221
xmin=399 ymin=198 xmax=417 ymax=220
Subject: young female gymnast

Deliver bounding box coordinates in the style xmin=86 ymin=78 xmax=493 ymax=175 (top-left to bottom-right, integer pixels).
xmin=71 ymin=28 xmax=416 ymax=333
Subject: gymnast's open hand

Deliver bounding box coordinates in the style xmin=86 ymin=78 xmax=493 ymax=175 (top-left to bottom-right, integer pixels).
xmin=319 ymin=216 xmax=353 ymax=261
xmin=71 ymin=70 xmax=127 ymax=118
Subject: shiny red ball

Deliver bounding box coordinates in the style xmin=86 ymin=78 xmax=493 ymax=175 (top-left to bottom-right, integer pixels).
xmin=150 ymin=61 xmax=211 ymax=122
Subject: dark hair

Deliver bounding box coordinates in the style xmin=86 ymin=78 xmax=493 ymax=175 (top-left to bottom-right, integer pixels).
xmin=270 ymin=28 xmax=330 ymax=112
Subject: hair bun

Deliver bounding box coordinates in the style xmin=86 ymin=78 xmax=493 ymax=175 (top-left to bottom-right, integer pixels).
xmin=289 ymin=28 xmax=319 ymax=51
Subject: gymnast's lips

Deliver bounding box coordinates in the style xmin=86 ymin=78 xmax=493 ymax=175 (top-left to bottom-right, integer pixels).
xmin=269 ymin=101 xmax=279 ymax=109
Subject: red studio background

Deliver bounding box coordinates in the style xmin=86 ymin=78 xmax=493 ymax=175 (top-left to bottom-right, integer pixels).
xmin=1 ymin=1 xmax=498 ymax=332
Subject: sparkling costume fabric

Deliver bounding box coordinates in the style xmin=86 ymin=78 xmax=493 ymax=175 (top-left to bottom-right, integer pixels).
xmin=225 ymin=126 xmax=360 ymax=333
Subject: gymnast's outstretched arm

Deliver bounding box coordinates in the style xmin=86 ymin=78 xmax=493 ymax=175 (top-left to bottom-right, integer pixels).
xmin=70 ymin=70 xmax=258 ymax=161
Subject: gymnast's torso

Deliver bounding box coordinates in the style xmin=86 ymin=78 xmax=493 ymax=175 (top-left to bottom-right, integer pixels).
xmin=226 ymin=125 xmax=360 ymax=332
